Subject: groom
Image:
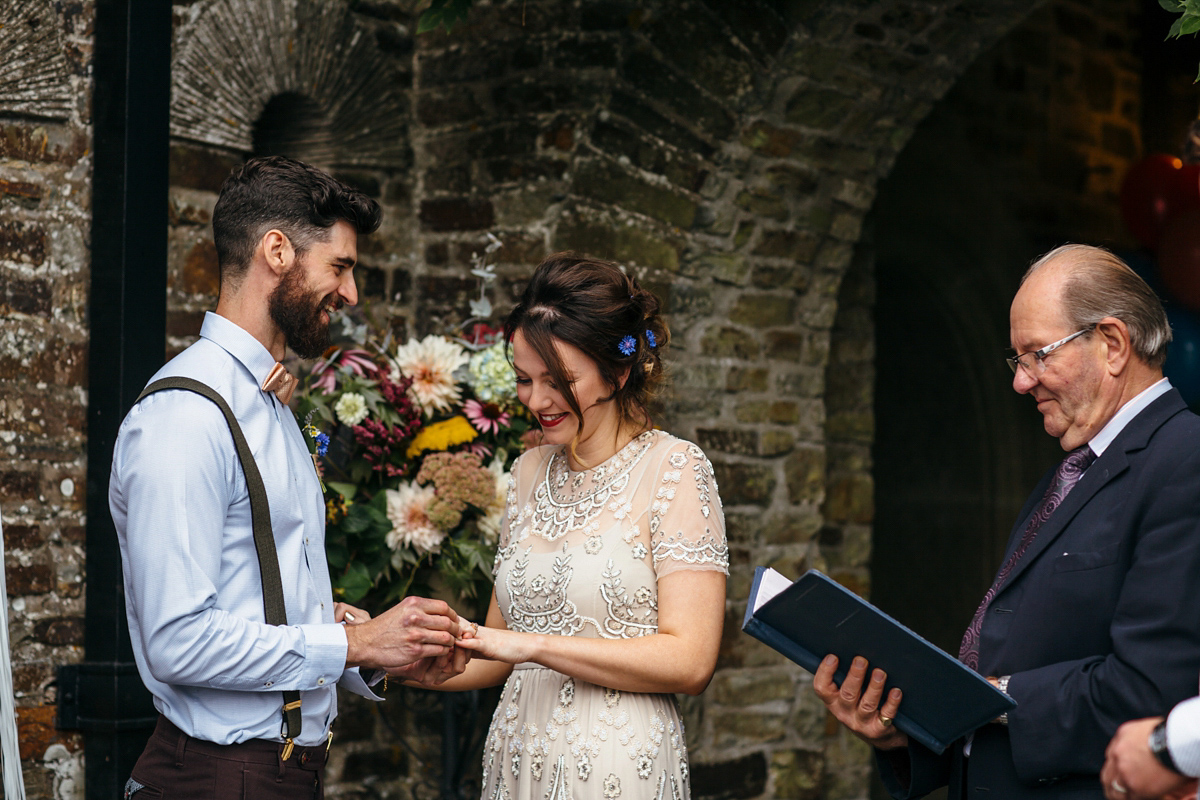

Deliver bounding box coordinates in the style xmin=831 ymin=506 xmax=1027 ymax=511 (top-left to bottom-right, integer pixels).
xmin=111 ymin=156 xmax=466 ymax=799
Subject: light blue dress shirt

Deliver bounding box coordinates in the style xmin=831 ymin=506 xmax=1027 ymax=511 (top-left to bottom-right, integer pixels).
xmin=1086 ymin=377 xmax=1172 ymax=456
xmin=110 ymin=312 xmax=377 ymax=746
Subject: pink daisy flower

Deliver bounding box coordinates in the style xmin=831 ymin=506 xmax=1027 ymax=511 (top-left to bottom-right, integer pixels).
xmin=464 ymin=442 xmax=494 ymax=460
xmin=311 ymin=347 xmax=378 ymax=392
xmin=463 ymin=398 xmax=511 ymax=434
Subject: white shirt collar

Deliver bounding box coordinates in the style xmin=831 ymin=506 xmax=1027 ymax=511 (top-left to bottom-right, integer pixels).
xmin=198 ymin=311 xmax=279 ymax=387
xmin=1087 ymin=377 xmax=1172 ymax=457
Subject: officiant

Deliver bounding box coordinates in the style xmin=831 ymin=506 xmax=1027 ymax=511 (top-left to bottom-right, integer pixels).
xmin=814 ymin=244 xmax=1200 ymax=799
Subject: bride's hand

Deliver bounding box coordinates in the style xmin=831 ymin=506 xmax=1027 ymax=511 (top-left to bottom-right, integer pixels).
xmin=456 ymin=623 xmax=534 ymax=664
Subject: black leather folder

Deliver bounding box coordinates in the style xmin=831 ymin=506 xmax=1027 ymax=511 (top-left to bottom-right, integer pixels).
xmin=741 ymin=567 xmax=1016 ymax=754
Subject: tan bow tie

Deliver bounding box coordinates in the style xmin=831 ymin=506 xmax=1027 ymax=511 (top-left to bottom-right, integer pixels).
xmin=261 ymin=363 xmax=296 ymax=405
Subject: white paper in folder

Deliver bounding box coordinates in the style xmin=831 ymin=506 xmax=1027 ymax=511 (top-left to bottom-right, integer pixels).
xmin=750 ymin=567 xmax=794 ymax=613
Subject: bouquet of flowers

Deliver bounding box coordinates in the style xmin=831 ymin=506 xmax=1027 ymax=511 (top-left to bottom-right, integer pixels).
xmin=294 ymin=265 xmax=534 ymax=619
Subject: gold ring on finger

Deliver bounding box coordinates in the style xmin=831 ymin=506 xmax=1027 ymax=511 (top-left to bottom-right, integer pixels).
xmin=878 ymin=714 xmax=893 ymax=727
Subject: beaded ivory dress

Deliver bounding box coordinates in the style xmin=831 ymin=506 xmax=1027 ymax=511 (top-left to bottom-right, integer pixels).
xmin=480 ymin=430 xmax=728 ymax=800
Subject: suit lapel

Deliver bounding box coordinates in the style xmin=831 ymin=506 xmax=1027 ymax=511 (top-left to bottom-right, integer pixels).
xmin=995 ymin=389 xmax=1186 ymax=593
xmin=997 ymin=451 xmax=1125 ymax=590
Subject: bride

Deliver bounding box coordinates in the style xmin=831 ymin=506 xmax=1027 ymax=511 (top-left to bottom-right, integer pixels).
xmin=408 ymin=252 xmax=728 ymax=800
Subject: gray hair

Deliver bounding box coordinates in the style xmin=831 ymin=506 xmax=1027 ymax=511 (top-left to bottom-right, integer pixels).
xmin=1023 ymin=244 xmax=1171 ymax=369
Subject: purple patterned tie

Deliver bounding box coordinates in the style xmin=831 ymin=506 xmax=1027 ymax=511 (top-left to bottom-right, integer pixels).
xmin=958 ymin=444 xmax=1097 ymax=671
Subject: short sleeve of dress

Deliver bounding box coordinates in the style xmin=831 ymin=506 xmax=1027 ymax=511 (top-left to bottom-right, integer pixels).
xmin=649 ymin=440 xmax=728 ymax=577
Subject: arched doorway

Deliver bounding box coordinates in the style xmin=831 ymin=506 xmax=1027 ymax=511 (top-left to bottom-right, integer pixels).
xmin=866 ymin=0 xmax=1200 ymax=716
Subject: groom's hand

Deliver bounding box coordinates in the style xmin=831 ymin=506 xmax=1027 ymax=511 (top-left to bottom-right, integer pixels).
xmin=344 ymin=596 xmax=460 ymax=671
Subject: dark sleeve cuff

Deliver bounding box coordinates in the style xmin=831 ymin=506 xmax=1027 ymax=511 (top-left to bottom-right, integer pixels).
xmin=874 ymin=741 xmax=952 ymax=800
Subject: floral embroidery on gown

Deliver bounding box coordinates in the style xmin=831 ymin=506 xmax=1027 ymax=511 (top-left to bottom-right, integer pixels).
xmin=481 ymin=430 xmax=728 ymax=800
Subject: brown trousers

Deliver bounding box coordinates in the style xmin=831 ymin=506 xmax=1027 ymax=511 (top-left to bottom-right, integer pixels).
xmin=124 ymin=716 xmax=327 ymax=800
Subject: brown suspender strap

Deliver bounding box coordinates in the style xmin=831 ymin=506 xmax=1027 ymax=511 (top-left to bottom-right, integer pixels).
xmin=137 ymin=377 xmax=303 ymax=746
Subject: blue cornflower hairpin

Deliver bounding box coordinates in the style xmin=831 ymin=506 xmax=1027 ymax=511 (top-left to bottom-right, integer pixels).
xmin=618 ymin=335 xmax=637 ymax=356
xmin=645 ymin=330 xmax=657 ymax=348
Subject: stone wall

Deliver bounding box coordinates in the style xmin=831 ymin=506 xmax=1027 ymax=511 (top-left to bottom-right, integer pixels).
xmin=10 ymin=0 xmax=1193 ymax=797
xmin=1 ymin=1 xmax=94 ymax=796
xmin=160 ymin=2 xmax=1054 ymax=798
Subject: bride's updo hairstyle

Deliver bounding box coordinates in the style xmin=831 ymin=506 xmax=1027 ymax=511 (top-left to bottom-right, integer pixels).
xmin=504 ymin=251 xmax=669 ymax=437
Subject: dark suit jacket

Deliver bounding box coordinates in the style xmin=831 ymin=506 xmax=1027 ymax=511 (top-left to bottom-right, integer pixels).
xmin=879 ymin=389 xmax=1200 ymax=799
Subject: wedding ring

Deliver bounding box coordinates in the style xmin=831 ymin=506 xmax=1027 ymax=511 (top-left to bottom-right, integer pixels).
xmin=1110 ymin=780 xmax=1127 ymax=794
xmin=878 ymin=714 xmax=893 ymax=728
xmin=471 ymin=622 xmax=480 ymax=637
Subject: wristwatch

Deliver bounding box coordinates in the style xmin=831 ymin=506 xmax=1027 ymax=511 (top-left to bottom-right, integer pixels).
xmin=1149 ymin=720 xmax=1182 ymax=774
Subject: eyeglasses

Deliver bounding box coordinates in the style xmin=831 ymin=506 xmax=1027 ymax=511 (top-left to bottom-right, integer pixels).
xmin=1006 ymin=327 xmax=1093 ymax=378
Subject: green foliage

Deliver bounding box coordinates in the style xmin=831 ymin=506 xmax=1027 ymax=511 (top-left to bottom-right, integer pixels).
xmin=1161 ymin=0 xmax=1200 ymax=80
xmin=326 ymin=492 xmax=394 ymax=603
xmin=418 ymin=0 xmax=475 ymax=34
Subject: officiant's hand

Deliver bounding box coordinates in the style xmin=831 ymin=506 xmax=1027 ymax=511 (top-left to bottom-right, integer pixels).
xmin=814 ymin=654 xmax=909 ymax=750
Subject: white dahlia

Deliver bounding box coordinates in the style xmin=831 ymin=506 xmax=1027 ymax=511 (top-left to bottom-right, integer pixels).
xmin=334 ymin=392 xmax=369 ymax=426
xmin=391 ymin=335 xmax=470 ymax=416
xmin=385 ymin=481 xmax=445 ymax=557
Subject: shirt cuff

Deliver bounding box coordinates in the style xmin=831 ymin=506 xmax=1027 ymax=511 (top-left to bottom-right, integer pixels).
xmin=338 ymin=668 xmax=385 ymax=701
xmin=1167 ymin=695 xmax=1200 ymax=777
xmin=298 ymin=623 xmax=349 ymax=691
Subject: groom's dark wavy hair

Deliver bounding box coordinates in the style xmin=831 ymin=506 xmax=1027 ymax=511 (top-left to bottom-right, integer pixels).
xmin=212 ymin=156 xmax=381 ymax=286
